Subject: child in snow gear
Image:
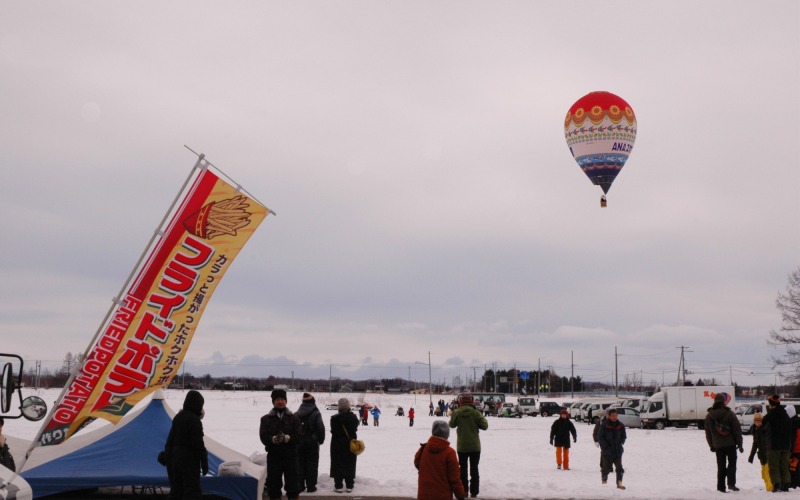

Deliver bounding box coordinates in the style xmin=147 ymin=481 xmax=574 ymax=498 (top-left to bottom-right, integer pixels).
xmin=409 ymin=407 xmax=415 ymax=427
xmin=414 ymin=421 xmax=466 ymax=500
xmin=704 ymin=393 xmax=743 ymax=493
xmin=361 ymin=405 xmax=370 ymax=426
xmin=549 ymin=409 xmax=577 ymax=470
xmin=748 ymin=412 xmax=773 ymax=492
xmin=597 ymin=408 xmax=626 ymax=490
xmin=449 ymin=393 xmax=489 ymax=498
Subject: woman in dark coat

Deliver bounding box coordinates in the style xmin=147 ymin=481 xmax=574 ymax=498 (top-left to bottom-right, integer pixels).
xmin=165 ymin=390 xmax=208 ymax=500
xmin=330 ymin=398 xmax=359 ymax=493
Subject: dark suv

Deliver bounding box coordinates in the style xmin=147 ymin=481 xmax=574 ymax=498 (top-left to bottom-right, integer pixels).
xmin=539 ymin=401 xmax=563 ymax=417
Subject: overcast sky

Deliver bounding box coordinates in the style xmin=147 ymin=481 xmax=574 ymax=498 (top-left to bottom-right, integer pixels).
xmin=1 ymin=1 xmax=799 ymax=389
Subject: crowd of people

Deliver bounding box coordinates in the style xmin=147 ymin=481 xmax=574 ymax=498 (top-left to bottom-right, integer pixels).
xmin=7 ymin=389 xmax=794 ymax=499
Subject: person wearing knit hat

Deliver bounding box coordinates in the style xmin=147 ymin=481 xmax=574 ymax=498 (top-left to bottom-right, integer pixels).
xmin=415 ymin=421 xmax=466 ymax=500
xmin=762 ymin=394 xmax=792 ymax=491
xmin=704 ymin=392 xmax=743 ymax=493
xmin=449 ymin=394 xmax=489 ymax=498
xmin=296 ymin=392 xmax=325 ymax=493
xmin=748 ymin=411 xmax=773 ymax=492
xmin=330 ymin=398 xmax=359 ymax=493
xmin=550 ymin=408 xmax=577 ymax=471
xmin=260 ymin=389 xmax=302 ymax=500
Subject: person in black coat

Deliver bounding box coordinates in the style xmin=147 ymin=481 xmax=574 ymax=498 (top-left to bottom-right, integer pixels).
xmin=165 ymin=390 xmax=208 ymax=500
xmin=260 ymin=389 xmax=303 ymax=500
xmin=549 ymin=409 xmax=577 ymax=470
xmin=597 ymin=408 xmax=627 ymax=490
xmin=762 ymin=394 xmax=792 ymax=491
xmin=296 ymin=392 xmax=326 ymax=493
xmin=330 ymin=398 xmax=359 ymax=493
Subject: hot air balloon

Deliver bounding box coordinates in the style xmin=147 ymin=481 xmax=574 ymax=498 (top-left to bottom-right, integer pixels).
xmin=564 ymin=91 xmax=637 ymax=207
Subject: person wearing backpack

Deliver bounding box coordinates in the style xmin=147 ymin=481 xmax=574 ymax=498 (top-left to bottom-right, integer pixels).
xmin=704 ymin=393 xmax=743 ymax=493
xmin=296 ymin=393 xmax=325 ymax=493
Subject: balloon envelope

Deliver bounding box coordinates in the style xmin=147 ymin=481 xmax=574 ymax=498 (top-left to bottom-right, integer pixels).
xmin=564 ymin=91 xmax=637 ymax=194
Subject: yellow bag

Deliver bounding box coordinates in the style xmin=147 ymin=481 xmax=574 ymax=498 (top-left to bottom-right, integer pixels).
xmin=349 ymin=439 xmax=366 ymax=456
xmin=343 ymin=425 xmax=365 ymax=455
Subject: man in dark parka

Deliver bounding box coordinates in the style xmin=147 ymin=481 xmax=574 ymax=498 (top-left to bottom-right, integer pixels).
xmin=165 ymin=390 xmax=209 ymax=500
xmin=296 ymin=392 xmax=325 ymax=493
xmin=704 ymin=393 xmax=743 ymax=493
xmin=597 ymin=408 xmax=627 ymax=490
xmin=260 ymin=389 xmax=303 ymax=500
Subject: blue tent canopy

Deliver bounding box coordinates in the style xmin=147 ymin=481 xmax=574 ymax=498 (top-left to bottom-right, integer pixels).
xmin=20 ymin=393 xmax=265 ymax=499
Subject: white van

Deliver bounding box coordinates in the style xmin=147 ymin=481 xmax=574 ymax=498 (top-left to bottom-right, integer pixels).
xmin=516 ymin=396 xmax=539 ymax=416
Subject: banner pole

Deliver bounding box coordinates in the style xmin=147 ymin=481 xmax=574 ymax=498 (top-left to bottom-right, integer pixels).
xmin=7 ymin=155 xmax=205 ymax=485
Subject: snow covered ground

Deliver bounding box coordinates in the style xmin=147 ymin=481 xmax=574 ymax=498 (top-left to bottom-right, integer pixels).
xmin=6 ymin=389 xmax=778 ymax=499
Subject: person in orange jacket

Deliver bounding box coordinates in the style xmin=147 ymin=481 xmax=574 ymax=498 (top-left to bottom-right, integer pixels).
xmin=414 ymin=421 xmax=466 ymax=500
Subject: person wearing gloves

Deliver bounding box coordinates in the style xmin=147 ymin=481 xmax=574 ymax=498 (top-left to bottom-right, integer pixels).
xmin=260 ymin=389 xmax=303 ymax=500
xmin=165 ymin=390 xmax=209 ymax=500
xmin=549 ymin=409 xmax=577 ymax=470
xmin=414 ymin=421 xmax=466 ymax=500
xmin=748 ymin=412 xmax=773 ymax=492
xmin=704 ymin=393 xmax=743 ymax=493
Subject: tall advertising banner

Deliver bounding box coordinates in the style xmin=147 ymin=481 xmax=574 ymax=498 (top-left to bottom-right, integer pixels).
xmin=38 ymin=165 xmax=268 ymax=446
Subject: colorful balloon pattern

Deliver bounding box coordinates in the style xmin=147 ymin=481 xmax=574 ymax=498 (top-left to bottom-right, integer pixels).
xmin=564 ymin=91 xmax=637 ymax=194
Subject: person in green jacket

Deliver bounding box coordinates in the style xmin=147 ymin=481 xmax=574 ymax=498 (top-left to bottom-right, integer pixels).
xmin=449 ymin=394 xmax=489 ymax=498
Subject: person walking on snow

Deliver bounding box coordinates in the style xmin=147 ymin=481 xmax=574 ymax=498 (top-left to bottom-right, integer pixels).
xmin=597 ymin=408 xmax=627 ymax=490
xmin=704 ymin=392 xmax=743 ymax=493
xmin=414 ymin=421 xmax=466 ymax=500
xmin=549 ymin=409 xmax=577 ymax=470
xmin=449 ymin=394 xmax=489 ymax=498
xmin=361 ymin=405 xmax=369 ymax=426
xmin=409 ymin=407 xmax=416 ymax=427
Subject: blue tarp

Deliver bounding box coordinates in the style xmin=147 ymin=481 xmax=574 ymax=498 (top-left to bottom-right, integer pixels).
xmin=21 ymin=397 xmax=262 ymax=499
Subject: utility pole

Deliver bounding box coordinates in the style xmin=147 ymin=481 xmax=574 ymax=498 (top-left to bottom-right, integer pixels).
xmin=537 ymin=358 xmax=541 ymax=397
xmin=614 ymin=346 xmax=619 ymax=397
xmin=676 ymin=346 xmax=692 ymax=386
xmin=571 ymin=350 xmax=575 ymax=398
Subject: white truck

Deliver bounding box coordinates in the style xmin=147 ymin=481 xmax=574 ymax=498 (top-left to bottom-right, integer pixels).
xmin=640 ymin=386 xmax=735 ymax=430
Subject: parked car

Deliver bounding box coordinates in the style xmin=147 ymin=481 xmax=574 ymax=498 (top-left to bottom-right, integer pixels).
xmin=538 ymin=401 xmax=563 ymax=417
xmin=586 ymin=402 xmax=617 ymax=424
xmin=325 ymin=403 xmax=339 ymax=411
xmin=517 ymin=397 xmax=540 ymax=416
xmin=614 ymin=407 xmax=642 ymax=428
xmin=567 ymin=401 xmax=583 ymax=420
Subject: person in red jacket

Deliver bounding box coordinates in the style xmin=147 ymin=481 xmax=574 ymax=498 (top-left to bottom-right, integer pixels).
xmin=414 ymin=421 xmax=466 ymax=500
xmin=409 ymin=407 xmax=416 ymax=427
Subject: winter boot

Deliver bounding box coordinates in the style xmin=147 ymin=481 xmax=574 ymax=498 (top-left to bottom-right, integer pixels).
xmin=602 ymin=475 xmax=608 ymax=485
xmin=617 ymin=480 xmax=626 ymax=490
